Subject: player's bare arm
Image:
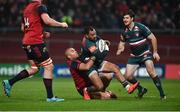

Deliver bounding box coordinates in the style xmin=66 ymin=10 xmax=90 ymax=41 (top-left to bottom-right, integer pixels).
xmin=41 ymin=13 xmax=68 ymax=28
xmin=116 ymin=35 xmax=125 ymax=55
xmin=79 ymin=56 xmax=96 ymax=70
xmin=88 ymin=45 xmax=97 ymax=53
xmin=21 ymin=23 xmax=25 ymax=32
xmin=147 ymin=33 xmax=160 ymax=62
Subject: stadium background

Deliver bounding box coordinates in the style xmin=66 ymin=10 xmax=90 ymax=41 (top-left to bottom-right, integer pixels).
xmin=0 ymin=0 xmax=180 ymax=79
xmin=0 ymin=0 xmax=180 ymax=111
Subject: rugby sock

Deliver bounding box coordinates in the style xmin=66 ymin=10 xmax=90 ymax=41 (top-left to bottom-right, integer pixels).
xmin=43 ymin=78 xmax=53 ymax=98
xmin=128 ymin=77 xmax=143 ymax=92
xmin=152 ymin=76 xmax=165 ymax=97
xmin=9 ymin=69 xmax=29 ymax=86
xmin=121 ymin=80 xmax=130 ymax=90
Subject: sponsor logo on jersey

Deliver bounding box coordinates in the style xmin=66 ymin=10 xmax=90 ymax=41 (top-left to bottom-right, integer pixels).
xmin=134 ymin=26 xmax=140 ymax=37
xmin=134 ymin=26 xmax=139 ymax=31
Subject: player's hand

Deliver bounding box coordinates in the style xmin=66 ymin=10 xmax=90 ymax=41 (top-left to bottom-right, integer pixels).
xmin=61 ymin=22 xmax=68 ymax=28
xmin=43 ymin=32 xmax=50 ymax=38
xmin=153 ymin=52 xmax=160 ymax=62
xmin=90 ymin=56 xmax=96 ymax=61
xmin=116 ymin=47 xmax=124 ymax=55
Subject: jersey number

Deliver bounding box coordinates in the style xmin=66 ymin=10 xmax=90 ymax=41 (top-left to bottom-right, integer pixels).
xmin=24 ymin=17 xmax=30 ymax=28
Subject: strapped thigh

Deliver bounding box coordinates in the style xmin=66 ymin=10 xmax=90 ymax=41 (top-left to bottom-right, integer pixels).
xmin=39 ymin=58 xmax=53 ymax=67
xmin=98 ymin=61 xmax=107 ymax=72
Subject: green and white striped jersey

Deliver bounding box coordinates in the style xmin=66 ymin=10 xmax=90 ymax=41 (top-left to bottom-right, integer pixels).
xmin=122 ymin=22 xmax=152 ymax=57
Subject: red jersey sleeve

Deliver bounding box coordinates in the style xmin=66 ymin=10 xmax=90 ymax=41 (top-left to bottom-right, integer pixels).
xmin=38 ymin=5 xmax=48 ymax=15
xmin=67 ymin=60 xmax=81 ymax=70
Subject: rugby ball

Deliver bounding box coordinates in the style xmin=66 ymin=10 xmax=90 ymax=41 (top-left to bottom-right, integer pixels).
xmin=96 ymin=39 xmax=109 ymax=53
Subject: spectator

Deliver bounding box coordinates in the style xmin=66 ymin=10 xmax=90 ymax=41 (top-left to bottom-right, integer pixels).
xmin=0 ymin=0 xmax=179 ymax=30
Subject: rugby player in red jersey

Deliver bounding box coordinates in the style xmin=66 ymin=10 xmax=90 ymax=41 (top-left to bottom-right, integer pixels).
xmin=65 ymin=48 xmax=117 ymax=100
xmin=2 ymin=0 xmax=68 ymax=102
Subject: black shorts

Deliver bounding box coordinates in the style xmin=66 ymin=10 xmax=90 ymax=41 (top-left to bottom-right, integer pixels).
xmin=22 ymin=43 xmax=50 ymax=64
xmin=128 ymin=53 xmax=153 ymax=65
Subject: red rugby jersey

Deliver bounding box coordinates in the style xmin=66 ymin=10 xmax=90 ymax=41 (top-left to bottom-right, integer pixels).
xmin=67 ymin=60 xmax=92 ymax=90
xmin=22 ymin=1 xmax=47 ymax=44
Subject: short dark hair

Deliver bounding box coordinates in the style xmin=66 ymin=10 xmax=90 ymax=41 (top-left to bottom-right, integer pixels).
xmin=123 ymin=9 xmax=135 ymax=18
xmin=83 ymin=26 xmax=94 ymax=34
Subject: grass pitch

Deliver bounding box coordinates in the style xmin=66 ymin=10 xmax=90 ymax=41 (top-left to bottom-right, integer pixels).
xmin=0 ymin=76 xmax=180 ymax=111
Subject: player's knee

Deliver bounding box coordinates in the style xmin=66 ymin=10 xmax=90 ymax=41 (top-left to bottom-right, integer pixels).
xmin=112 ymin=64 xmax=120 ymax=73
xmin=146 ymin=68 xmax=154 ymax=75
xmin=27 ymin=67 xmax=39 ymax=75
xmin=106 ymin=74 xmax=113 ymax=81
xmin=148 ymin=70 xmax=156 ymax=77
xmin=109 ymin=76 xmax=113 ymax=81
xmin=43 ymin=64 xmax=54 ymax=79
xmin=32 ymin=68 xmax=39 ymax=73
xmin=96 ymin=84 xmax=104 ymax=91
xmin=124 ymin=73 xmax=132 ymax=80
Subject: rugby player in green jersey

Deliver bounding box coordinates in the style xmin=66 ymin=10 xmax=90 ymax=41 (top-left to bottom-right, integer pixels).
xmin=116 ymin=10 xmax=166 ymax=100
xmin=79 ymin=26 xmax=138 ymax=98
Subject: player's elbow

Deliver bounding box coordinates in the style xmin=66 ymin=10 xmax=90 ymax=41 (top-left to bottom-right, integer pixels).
xmin=148 ymin=33 xmax=156 ymax=40
xmin=41 ymin=14 xmax=52 ymax=25
xmin=21 ymin=24 xmax=25 ymax=32
xmin=43 ymin=18 xmax=51 ymax=25
xmin=21 ymin=28 xmax=24 ymax=32
xmin=84 ymin=65 xmax=91 ymax=70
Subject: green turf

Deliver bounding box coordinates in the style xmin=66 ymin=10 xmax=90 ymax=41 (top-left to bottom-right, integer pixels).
xmin=0 ymin=76 xmax=180 ymax=111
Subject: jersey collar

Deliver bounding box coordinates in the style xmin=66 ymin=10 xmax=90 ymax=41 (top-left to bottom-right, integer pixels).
xmin=127 ymin=22 xmax=135 ymax=31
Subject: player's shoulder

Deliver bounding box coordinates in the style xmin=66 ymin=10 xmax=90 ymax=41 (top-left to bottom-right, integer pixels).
xmin=67 ymin=59 xmax=81 ymax=64
xmin=28 ymin=1 xmax=41 ymax=7
xmin=82 ymin=37 xmax=89 ymax=45
xmin=135 ymin=22 xmax=148 ymax=29
xmin=85 ymin=38 xmax=94 ymax=45
xmin=122 ymin=27 xmax=128 ymax=36
xmin=122 ymin=25 xmax=128 ymax=33
xmin=96 ymin=35 xmax=101 ymax=39
xmin=135 ymin=22 xmax=152 ymax=35
xmin=37 ymin=4 xmax=48 ymax=13
xmin=38 ymin=4 xmax=47 ymax=9
xmin=24 ymin=1 xmax=41 ymax=12
xmin=66 ymin=60 xmax=72 ymax=66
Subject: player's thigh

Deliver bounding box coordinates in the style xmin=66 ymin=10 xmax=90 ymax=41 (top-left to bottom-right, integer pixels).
xmin=99 ymin=61 xmax=118 ymax=72
xmin=144 ymin=60 xmax=156 ymax=77
xmin=23 ymin=44 xmax=50 ymax=66
xmin=99 ymin=73 xmax=113 ymax=82
xmin=43 ymin=62 xmax=54 ymax=71
xmin=99 ymin=73 xmax=113 ymax=89
xmin=33 ymin=44 xmax=54 ymax=73
xmin=88 ymin=71 xmax=104 ymax=89
xmin=125 ymin=64 xmax=139 ymax=78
